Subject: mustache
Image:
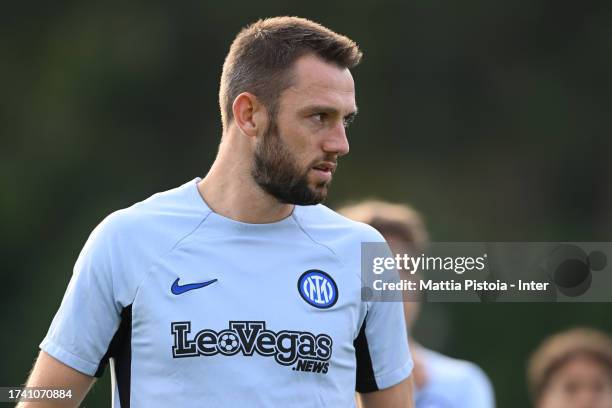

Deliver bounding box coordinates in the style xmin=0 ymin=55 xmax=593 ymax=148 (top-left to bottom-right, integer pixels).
xmin=310 ymin=157 xmax=338 ymax=170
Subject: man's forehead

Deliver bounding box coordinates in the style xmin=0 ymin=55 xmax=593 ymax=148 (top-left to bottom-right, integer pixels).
xmin=283 ymin=54 xmax=356 ymax=112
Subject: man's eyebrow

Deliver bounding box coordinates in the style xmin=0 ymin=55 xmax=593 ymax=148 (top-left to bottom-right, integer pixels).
xmin=299 ymin=105 xmax=359 ymax=118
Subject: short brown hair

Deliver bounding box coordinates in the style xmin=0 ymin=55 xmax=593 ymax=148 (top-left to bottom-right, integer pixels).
xmin=219 ymin=16 xmax=362 ymax=130
xmin=337 ymin=200 xmax=430 ymax=254
xmin=528 ymin=327 xmax=612 ymax=402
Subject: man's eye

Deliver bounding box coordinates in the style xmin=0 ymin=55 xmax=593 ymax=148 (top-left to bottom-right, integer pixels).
xmin=312 ymin=113 xmax=326 ymax=123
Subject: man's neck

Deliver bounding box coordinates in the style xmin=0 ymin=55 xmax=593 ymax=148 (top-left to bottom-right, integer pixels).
xmin=197 ymin=145 xmax=294 ymax=224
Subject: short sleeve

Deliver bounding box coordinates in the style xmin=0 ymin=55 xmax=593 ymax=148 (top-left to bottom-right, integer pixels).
xmin=353 ymin=225 xmax=413 ymax=392
xmin=40 ymin=214 xmax=125 ymax=376
xmin=354 ymin=298 xmax=413 ymax=392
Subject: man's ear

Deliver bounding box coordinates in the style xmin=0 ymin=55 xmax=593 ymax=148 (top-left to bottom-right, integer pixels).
xmin=232 ymin=92 xmax=268 ymax=138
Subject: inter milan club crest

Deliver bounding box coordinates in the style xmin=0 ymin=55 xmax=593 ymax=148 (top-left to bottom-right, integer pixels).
xmin=297 ymin=270 xmax=338 ymax=309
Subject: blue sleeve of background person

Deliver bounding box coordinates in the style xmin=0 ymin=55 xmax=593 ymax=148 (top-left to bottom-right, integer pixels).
xmin=458 ymin=362 xmax=496 ymax=408
xmin=40 ymin=212 xmax=128 ymax=376
xmin=418 ymin=348 xmax=496 ymax=408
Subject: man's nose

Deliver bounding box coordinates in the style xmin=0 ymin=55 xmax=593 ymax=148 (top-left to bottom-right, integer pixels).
xmin=322 ymin=123 xmax=350 ymax=157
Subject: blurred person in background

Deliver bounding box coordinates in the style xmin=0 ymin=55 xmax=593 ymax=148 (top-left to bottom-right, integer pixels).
xmin=528 ymin=328 xmax=612 ymax=408
xmin=339 ymin=200 xmax=496 ymax=408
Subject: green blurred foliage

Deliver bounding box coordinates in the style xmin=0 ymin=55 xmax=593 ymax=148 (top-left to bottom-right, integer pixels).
xmin=1 ymin=1 xmax=611 ymax=407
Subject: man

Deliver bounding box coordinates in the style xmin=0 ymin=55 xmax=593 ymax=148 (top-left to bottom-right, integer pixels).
xmin=528 ymin=328 xmax=612 ymax=408
xmin=339 ymin=200 xmax=495 ymax=408
xmin=21 ymin=17 xmax=414 ymax=408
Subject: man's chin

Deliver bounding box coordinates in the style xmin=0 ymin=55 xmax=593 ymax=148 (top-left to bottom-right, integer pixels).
xmin=306 ymin=183 xmax=329 ymax=204
xmin=287 ymin=184 xmax=328 ymax=206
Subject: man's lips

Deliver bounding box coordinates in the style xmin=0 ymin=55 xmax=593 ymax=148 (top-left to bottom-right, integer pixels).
xmin=311 ymin=161 xmax=337 ymax=183
xmin=312 ymin=162 xmax=337 ymax=173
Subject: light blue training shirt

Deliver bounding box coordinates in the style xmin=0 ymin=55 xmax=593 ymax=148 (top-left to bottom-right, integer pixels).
xmin=41 ymin=178 xmax=412 ymax=407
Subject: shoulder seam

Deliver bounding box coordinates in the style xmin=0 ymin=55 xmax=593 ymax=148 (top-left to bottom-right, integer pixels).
xmin=291 ymin=210 xmax=338 ymax=258
xmin=130 ymin=209 xmax=213 ymax=304
xmin=291 ymin=210 xmax=359 ymax=281
xmin=292 ymin=208 xmax=368 ymax=282
xmin=170 ymin=210 xmax=213 ymax=251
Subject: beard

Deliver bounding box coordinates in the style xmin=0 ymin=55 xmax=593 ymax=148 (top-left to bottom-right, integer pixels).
xmin=251 ymin=119 xmax=332 ymax=206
